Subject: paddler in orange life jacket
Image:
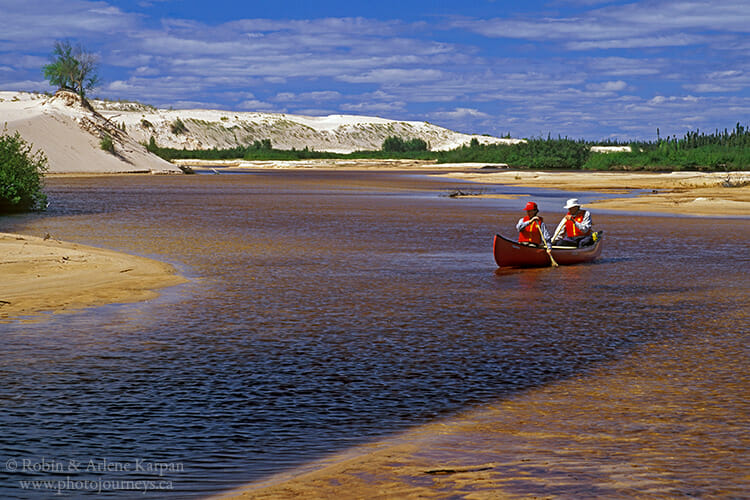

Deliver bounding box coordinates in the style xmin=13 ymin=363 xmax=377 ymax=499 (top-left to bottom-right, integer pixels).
xmin=552 ymin=198 xmax=593 ymax=247
xmin=516 ymin=201 xmax=552 ymax=249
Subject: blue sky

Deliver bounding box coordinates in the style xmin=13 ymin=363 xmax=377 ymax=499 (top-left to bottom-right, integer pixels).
xmin=1 ymin=0 xmax=748 ymax=141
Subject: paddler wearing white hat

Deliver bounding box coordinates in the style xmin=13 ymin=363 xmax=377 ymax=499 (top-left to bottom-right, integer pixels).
xmin=552 ymin=198 xmax=594 ymax=247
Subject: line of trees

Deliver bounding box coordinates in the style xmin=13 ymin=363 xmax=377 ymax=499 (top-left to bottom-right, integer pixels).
xmin=146 ymin=136 xmax=437 ymax=161
xmin=143 ymin=127 xmax=750 ymax=171
xmin=585 ymin=123 xmax=750 ymax=170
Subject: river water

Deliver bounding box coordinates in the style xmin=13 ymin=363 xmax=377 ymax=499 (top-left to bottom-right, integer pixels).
xmin=0 ymin=170 xmax=747 ymax=498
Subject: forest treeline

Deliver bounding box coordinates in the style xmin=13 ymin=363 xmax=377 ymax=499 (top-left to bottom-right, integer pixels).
xmin=146 ymin=124 xmax=750 ymax=171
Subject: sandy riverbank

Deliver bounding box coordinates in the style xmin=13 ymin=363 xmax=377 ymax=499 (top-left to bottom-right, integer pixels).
xmin=0 ymin=232 xmax=186 ymax=320
xmin=218 ymin=327 xmax=747 ymax=499
xmin=439 ymin=169 xmax=750 ymax=216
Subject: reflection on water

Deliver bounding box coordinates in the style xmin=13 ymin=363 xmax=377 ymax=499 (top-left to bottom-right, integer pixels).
xmin=0 ymin=171 xmax=747 ymax=498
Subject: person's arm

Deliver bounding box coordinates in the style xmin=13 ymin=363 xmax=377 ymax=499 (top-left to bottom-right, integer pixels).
xmin=540 ymin=222 xmax=552 ymax=249
xmin=575 ymin=210 xmax=592 ymax=233
xmin=516 ymin=217 xmax=531 ymax=232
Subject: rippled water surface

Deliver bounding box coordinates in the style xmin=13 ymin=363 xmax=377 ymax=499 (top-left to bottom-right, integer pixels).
xmin=1 ymin=171 xmax=747 ymax=498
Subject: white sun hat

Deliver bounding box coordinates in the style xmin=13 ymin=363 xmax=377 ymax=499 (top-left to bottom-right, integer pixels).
xmin=564 ymin=198 xmax=581 ymax=209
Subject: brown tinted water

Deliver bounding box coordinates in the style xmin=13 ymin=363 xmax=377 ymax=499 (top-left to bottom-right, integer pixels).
xmin=0 ymin=171 xmax=747 ymax=498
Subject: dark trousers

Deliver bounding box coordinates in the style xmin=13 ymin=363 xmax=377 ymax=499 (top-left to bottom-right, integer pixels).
xmin=555 ymin=235 xmax=593 ymax=247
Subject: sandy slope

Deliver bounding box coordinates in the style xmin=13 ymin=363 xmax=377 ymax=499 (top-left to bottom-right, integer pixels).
xmin=0 ymin=232 xmax=186 ymax=320
xmin=1 ymin=91 xmax=181 ymax=174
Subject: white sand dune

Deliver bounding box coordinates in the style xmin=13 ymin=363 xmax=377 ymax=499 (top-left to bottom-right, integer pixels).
xmin=92 ymin=100 xmax=521 ymax=154
xmin=1 ymin=90 xmax=521 ymax=173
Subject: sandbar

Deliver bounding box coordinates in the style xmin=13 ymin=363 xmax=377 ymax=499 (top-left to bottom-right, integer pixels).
xmin=177 ymin=161 xmax=750 ymax=216
xmin=438 ymin=169 xmax=750 ymax=216
xmin=0 ymin=232 xmax=186 ymax=320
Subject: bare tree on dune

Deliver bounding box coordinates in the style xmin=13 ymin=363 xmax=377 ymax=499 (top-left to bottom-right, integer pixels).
xmin=43 ymin=40 xmax=100 ymax=101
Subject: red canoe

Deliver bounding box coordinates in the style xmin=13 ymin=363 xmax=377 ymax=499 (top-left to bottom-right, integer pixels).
xmin=493 ymin=233 xmax=604 ymax=268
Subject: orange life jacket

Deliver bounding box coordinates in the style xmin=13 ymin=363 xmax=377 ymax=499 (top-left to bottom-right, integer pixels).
xmin=519 ymin=216 xmax=543 ymax=244
xmin=565 ymin=210 xmax=591 ymax=237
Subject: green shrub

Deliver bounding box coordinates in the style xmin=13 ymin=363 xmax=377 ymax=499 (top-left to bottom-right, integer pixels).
xmin=170 ymin=118 xmax=187 ymax=135
xmin=100 ymin=134 xmax=114 ymax=154
xmin=250 ymin=139 xmax=272 ymax=150
xmin=382 ymin=136 xmax=429 ymax=152
xmin=0 ymin=129 xmax=48 ymax=213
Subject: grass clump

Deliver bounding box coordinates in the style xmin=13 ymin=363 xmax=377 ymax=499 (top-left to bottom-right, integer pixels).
xmin=100 ymin=134 xmax=114 ymax=154
xmin=170 ymin=118 xmax=187 ymax=135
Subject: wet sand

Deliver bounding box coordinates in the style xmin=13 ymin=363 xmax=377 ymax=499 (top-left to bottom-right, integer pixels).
xmin=220 ymin=314 xmax=747 ymax=499
xmin=0 ymin=232 xmax=186 ymax=320
xmin=439 ymin=169 xmax=750 ymax=216
xmin=226 ymin=342 xmax=746 ymax=499
xmin=186 ymin=162 xmax=750 ymax=215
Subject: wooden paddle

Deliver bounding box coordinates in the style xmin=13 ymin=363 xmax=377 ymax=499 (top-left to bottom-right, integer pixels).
xmin=552 ymin=218 xmax=566 ymax=243
xmin=537 ymin=223 xmax=558 ymax=267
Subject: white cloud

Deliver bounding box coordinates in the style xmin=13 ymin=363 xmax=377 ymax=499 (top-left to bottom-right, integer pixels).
xmin=585 ymin=80 xmax=628 ymax=92
xmin=588 ymin=57 xmax=663 ymax=76
xmin=338 ymin=69 xmax=444 ymax=84
xmin=0 ymin=79 xmax=52 ymax=92
xmin=0 ymin=0 xmax=138 ymax=47
xmin=689 ymin=83 xmax=745 ymax=93
xmin=237 ymin=99 xmax=278 ymax=111
xmin=649 ymin=95 xmax=700 ymax=104
xmin=567 ymin=34 xmax=707 ymax=50
xmin=273 ymin=91 xmax=342 ymax=102
xmin=340 ymin=100 xmax=406 ymax=114
xmin=429 ymin=108 xmax=492 ymax=120
xmin=684 ymin=69 xmax=749 ymax=93
xmin=452 ymin=0 xmax=750 ymax=50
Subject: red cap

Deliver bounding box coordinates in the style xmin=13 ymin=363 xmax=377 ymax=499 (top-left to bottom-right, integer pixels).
xmin=524 ymin=201 xmax=538 ymax=211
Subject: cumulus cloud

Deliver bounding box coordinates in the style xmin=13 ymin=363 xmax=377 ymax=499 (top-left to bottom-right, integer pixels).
xmin=649 ymin=95 xmax=700 ymax=104
xmin=273 ymin=91 xmax=342 ymax=102
xmin=429 ymin=108 xmax=492 ymax=120
xmin=451 ymin=0 xmax=750 ymax=49
xmin=340 ymin=100 xmax=407 ymax=114
xmin=585 ymin=80 xmax=628 ymax=92
xmin=0 ymin=0 xmax=138 ymax=47
xmin=237 ymin=99 xmax=279 ymax=111
xmin=338 ymin=69 xmax=444 ymax=84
